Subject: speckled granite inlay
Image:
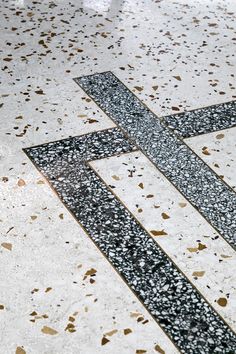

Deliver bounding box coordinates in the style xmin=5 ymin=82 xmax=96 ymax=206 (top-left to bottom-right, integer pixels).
xmin=163 ymin=101 xmax=236 ymax=138
xmin=25 ymin=127 xmax=236 ymax=354
xmin=75 ymin=72 xmax=236 ymax=249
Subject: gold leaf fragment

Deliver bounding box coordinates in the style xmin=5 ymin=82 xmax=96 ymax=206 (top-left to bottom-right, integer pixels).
xmin=45 ymin=287 xmax=52 ymax=293
xmin=187 ymin=247 xmax=198 ymax=253
xmin=202 ymin=146 xmax=211 ymax=155
xmin=136 ymin=350 xmax=147 ymax=354
xmin=104 ymin=329 xmax=118 ymax=337
xmin=65 ymin=323 xmax=75 ymax=331
xmin=112 ymin=175 xmax=120 ymax=181
xmin=101 ymin=337 xmax=110 ymax=345
xmin=88 ymin=118 xmax=98 ymax=124
xmin=198 ymin=243 xmax=207 ymax=250
xmin=84 ymin=268 xmax=97 ymax=277
xmin=134 ymin=86 xmax=143 ymax=92
xmin=18 ymin=179 xmax=26 ymax=187
xmin=0 ymin=304 xmax=4 ymax=310
xmin=1 ymin=242 xmax=12 ymax=251
xmin=155 ymin=344 xmax=165 ymax=353
xmin=172 ymin=106 xmax=180 ymax=111
xmin=192 ymin=271 xmax=205 ymax=277
xmin=138 ymin=182 xmax=144 ymax=189
xmin=124 ymin=328 xmax=132 ymax=335
xmin=179 ymin=202 xmax=187 ymax=208
xmin=221 ymin=254 xmax=232 ymax=259
xmin=216 ymin=133 xmax=224 ymax=139
xmin=130 ymin=312 xmax=141 ymax=318
xmin=16 ymin=347 xmax=26 ymax=354
xmin=150 ymin=230 xmax=168 ymax=236
xmin=41 ymin=326 xmax=58 ymax=335
xmin=217 ymin=297 xmax=227 ymax=307
xmin=187 ymin=243 xmax=207 ymax=252
xmin=173 ymin=75 xmax=181 ymax=81
xmin=59 ymin=213 xmax=64 ymax=219
xmin=30 ymin=215 xmax=37 ymax=220
xmin=161 ymin=212 xmax=170 ymax=219
xmin=30 ymin=311 xmax=37 ymax=316
xmin=35 ymin=89 xmax=44 ymax=95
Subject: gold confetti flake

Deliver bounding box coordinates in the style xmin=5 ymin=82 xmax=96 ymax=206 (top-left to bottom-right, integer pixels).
xmin=220 ymin=254 xmax=232 ymax=259
xmin=187 ymin=243 xmax=207 ymax=252
xmin=17 ymin=178 xmax=26 ymax=187
xmin=88 ymin=118 xmax=98 ymax=124
xmin=134 ymin=86 xmax=143 ymax=92
xmin=30 ymin=311 xmax=37 ymax=316
xmin=65 ymin=323 xmax=76 ymax=332
xmin=0 ymin=305 xmax=4 ymax=310
xmin=124 ymin=328 xmax=132 ymax=335
xmin=45 ymin=287 xmax=52 ymax=293
xmin=187 ymin=247 xmax=199 ymax=252
xmin=172 ymin=106 xmax=180 ymax=111
xmin=173 ymin=75 xmax=182 ymax=81
xmin=216 ymin=133 xmax=225 ymax=139
xmin=150 ymin=230 xmax=168 ymax=236
xmin=35 ymin=89 xmax=45 ymax=95
xmin=198 ymin=242 xmax=207 ymax=250
xmin=31 ymin=288 xmax=39 ymax=294
xmin=112 ymin=175 xmax=120 ymax=181
xmin=85 ymin=268 xmax=97 ymax=276
xmin=138 ymin=182 xmax=144 ymax=189
xmin=1 ymin=242 xmax=12 ymax=251
xmin=130 ymin=312 xmax=142 ymax=318
xmin=101 ymin=337 xmax=110 ymax=345
xmin=30 ymin=215 xmax=37 ymax=220
xmin=202 ymin=146 xmax=211 ymax=155
xmin=104 ymin=329 xmax=118 ymax=337
xmin=192 ymin=271 xmax=205 ymax=277
xmin=161 ymin=212 xmax=170 ymax=219
xmin=41 ymin=326 xmax=58 ymax=335
xmin=155 ymin=344 xmax=165 ymax=353
xmin=217 ymin=297 xmax=227 ymax=307
xmin=136 ymin=350 xmax=147 ymax=354
xmin=59 ymin=213 xmax=64 ymax=219
xmin=15 ymin=347 xmax=26 ymax=354
xmin=179 ymin=202 xmax=187 ymax=208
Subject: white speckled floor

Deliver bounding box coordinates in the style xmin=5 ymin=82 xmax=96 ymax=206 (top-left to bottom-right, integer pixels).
xmin=0 ymin=1 xmax=236 ymax=354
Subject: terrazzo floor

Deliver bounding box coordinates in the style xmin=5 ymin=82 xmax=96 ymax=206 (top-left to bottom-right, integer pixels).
xmin=0 ymin=1 xmax=236 ymax=354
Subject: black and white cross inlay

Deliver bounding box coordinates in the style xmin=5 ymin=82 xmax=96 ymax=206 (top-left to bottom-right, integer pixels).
xmin=24 ymin=73 xmax=236 ymax=354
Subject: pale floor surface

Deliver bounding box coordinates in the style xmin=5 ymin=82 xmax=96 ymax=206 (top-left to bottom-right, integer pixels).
xmin=0 ymin=0 xmax=236 ymax=353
